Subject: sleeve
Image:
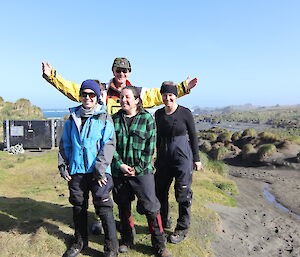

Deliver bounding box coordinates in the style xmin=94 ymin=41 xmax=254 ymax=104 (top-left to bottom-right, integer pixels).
xmin=185 ymin=108 xmax=200 ymax=162
xmin=135 ymin=115 xmax=156 ymax=174
xmin=58 ymin=119 xmax=72 ymax=171
xmin=43 ymin=69 xmax=81 ymax=102
xmin=111 ymin=114 xmax=124 ymax=169
xmin=154 ymin=111 xmax=161 ymax=151
xmin=94 ymin=114 xmax=116 ymax=179
xmin=140 ymin=80 xmax=190 ymax=108
xmin=113 ymin=150 xmax=124 ymax=169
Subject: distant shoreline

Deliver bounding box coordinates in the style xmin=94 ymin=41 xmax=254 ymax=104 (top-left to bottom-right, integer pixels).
xmin=43 ymin=109 xmax=69 ymax=119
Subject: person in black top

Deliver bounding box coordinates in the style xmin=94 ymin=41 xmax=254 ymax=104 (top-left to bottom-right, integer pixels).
xmin=154 ymin=81 xmax=202 ymax=244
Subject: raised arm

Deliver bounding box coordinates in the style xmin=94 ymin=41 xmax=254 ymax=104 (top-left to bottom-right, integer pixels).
xmin=141 ymin=77 xmax=199 ymax=108
xmin=42 ymin=61 xmax=81 ymax=102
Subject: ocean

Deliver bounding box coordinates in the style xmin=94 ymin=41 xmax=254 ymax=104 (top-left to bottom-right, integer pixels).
xmin=43 ymin=109 xmax=69 ymax=119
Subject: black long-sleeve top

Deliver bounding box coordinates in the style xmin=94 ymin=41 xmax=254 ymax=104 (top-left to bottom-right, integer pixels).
xmin=154 ymin=105 xmax=200 ymax=162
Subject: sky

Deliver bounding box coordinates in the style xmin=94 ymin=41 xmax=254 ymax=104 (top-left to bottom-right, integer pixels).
xmin=1 ymin=0 xmax=299 ymax=110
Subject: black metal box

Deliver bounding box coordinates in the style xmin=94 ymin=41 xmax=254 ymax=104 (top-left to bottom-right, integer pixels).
xmin=3 ymin=120 xmax=65 ymax=150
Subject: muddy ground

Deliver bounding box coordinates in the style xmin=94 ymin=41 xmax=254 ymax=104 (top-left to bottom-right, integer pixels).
xmin=208 ymin=165 xmax=300 ymax=257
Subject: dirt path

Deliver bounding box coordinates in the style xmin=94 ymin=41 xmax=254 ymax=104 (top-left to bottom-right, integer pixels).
xmin=208 ymin=166 xmax=300 ymax=257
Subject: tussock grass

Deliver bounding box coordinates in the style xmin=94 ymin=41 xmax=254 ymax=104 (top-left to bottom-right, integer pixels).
xmin=257 ymin=144 xmax=277 ymax=160
xmin=0 ymin=150 xmax=237 ymax=257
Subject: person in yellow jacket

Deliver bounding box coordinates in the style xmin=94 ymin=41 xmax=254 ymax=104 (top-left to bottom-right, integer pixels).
xmin=41 ymin=57 xmax=199 ymax=240
xmin=42 ymin=57 xmax=199 ymax=115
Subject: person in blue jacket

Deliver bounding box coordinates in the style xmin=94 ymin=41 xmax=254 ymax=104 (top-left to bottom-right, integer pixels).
xmin=58 ymin=80 xmax=118 ymax=257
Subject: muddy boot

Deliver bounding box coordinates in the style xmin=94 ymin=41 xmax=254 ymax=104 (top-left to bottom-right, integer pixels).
xmin=169 ymin=229 xmax=188 ymax=244
xmin=97 ymin=207 xmax=119 ymax=256
xmin=65 ymin=206 xmax=88 ymax=257
xmin=156 ymin=247 xmax=173 ymax=257
xmin=119 ymin=225 xmax=136 ymax=253
xmin=63 ymin=236 xmax=88 ymax=257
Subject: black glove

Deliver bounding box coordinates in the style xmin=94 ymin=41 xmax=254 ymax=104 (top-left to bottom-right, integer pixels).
xmin=59 ymin=165 xmax=70 ymax=180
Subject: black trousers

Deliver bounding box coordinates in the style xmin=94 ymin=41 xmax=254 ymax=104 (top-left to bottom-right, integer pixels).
xmin=155 ymin=162 xmax=193 ymax=231
xmin=112 ymin=173 xmax=166 ymax=250
xmin=68 ymin=173 xmax=118 ymax=251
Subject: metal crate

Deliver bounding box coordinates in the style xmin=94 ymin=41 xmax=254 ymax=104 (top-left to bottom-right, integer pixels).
xmin=3 ymin=120 xmax=66 ymax=150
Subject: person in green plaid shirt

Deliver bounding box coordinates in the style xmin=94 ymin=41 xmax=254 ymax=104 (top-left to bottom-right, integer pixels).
xmin=111 ymin=86 xmax=172 ymax=257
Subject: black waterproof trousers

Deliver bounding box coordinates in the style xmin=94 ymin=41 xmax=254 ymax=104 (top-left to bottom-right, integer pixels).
xmin=68 ymin=173 xmax=118 ymax=252
xmin=113 ymin=173 xmax=166 ymax=250
xmin=155 ymin=135 xmax=193 ymax=231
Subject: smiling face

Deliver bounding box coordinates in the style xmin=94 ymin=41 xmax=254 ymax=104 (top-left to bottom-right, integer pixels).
xmin=80 ymin=89 xmax=98 ymax=109
xmin=120 ymin=88 xmax=139 ymax=115
xmin=112 ymin=67 xmax=130 ymax=88
xmin=162 ymin=93 xmax=177 ymax=108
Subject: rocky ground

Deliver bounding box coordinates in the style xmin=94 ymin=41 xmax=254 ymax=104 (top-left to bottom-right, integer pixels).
xmin=209 ymin=165 xmax=300 ymax=257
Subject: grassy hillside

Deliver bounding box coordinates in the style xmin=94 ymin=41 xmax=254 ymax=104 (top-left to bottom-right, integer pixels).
xmin=0 ymin=150 xmax=237 ymax=257
xmin=0 ymin=97 xmax=44 ymax=141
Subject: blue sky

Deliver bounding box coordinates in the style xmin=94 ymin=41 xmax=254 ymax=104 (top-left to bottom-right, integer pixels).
xmin=1 ymin=0 xmax=299 ymax=109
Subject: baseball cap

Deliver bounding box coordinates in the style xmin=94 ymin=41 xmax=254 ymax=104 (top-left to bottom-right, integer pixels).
xmin=112 ymin=57 xmax=131 ymax=72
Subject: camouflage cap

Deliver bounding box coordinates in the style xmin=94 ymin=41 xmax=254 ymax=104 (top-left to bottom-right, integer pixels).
xmin=112 ymin=57 xmax=131 ymax=72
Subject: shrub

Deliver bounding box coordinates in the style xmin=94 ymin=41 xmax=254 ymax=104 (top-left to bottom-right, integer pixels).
xmin=217 ymin=132 xmax=232 ymax=143
xmin=257 ymin=144 xmax=277 ymax=160
xmin=231 ymin=131 xmax=242 ymax=141
xmin=212 ymin=146 xmax=228 ymax=161
xmin=241 ymin=143 xmax=255 ymax=160
xmin=242 ymin=128 xmax=257 ymax=137
xmin=200 ymin=141 xmax=212 ymax=153
xmin=258 ymin=131 xmax=279 ymax=143
xmin=198 ymin=132 xmax=218 ymax=141
xmin=199 ymin=151 xmax=228 ymax=175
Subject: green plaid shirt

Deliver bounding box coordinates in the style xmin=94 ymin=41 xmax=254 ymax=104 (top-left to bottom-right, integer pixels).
xmin=112 ymin=109 xmax=156 ymax=177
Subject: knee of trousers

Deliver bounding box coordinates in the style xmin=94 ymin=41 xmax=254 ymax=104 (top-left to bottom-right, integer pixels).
xmin=175 ymin=185 xmax=193 ymax=203
xmin=69 ymin=195 xmax=89 ymax=209
xmin=93 ymin=196 xmax=114 ymax=209
xmin=145 ymin=210 xmax=160 ymax=220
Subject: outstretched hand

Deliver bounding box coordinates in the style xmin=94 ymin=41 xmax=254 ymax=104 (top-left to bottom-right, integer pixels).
xmin=42 ymin=61 xmax=53 ymax=77
xmin=186 ymin=76 xmax=199 ymax=90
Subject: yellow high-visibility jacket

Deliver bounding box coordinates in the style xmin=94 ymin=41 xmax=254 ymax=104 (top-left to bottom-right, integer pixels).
xmin=43 ymin=70 xmax=191 ymax=115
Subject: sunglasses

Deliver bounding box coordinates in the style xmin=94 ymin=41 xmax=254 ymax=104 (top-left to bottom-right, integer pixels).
xmin=116 ymin=68 xmax=129 ymax=74
xmin=80 ymin=92 xmax=97 ymax=98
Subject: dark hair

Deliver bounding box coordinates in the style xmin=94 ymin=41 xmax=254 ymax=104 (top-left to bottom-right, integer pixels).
xmin=121 ymin=86 xmax=143 ymax=112
xmin=93 ymin=80 xmax=106 ymax=105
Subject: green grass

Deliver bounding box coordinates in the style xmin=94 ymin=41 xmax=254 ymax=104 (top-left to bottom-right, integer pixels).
xmin=0 ymin=150 xmax=237 ymax=257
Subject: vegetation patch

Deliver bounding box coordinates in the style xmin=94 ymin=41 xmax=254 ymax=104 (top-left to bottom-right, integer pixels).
xmin=0 ymin=150 xmax=237 ymax=257
xmin=242 ymin=128 xmax=257 ymax=138
xmin=257 ymin=144 xmax=277 ymax=160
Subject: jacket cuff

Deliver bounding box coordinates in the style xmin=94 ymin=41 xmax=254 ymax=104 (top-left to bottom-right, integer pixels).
xmin=182 ymin=81 xmax=190 ymax=94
